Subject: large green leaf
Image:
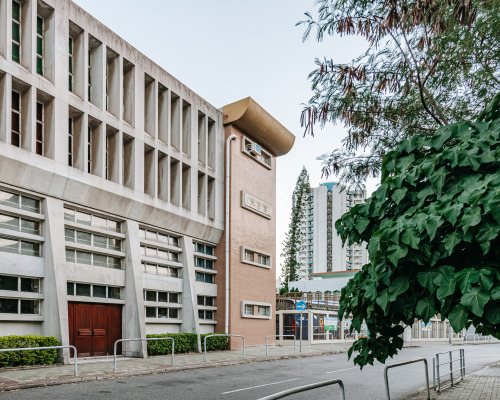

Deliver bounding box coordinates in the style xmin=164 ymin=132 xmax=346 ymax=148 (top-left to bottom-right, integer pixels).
xmin=442 ymin=203 xmax=463 ymax=226
xmin=433 ymin=266 xmax=456 ymax=301
xmin=461 ymin=206 xmax=482 ymax=233
xmin=484 ymin=303 xmax=500 ymax=324
xmin=417 ymin=271 xmax=436 ymax=292
xmin=389 ymin=277 xmax=410 ymax=301
xmin=460 ymin=287 xmax=490 ymax=317
xmin=479 ymin=269 xmax=494 ymax=291
xmin=425 ymin=215 xmax=443 ymax=240
xmin=475 ymin=222 xmax=500 ymax=254
xmin=443 ymin=232 xmax=462 ymax=256
xmin=455 ymin=268 xmax=480 ymax=294
xmin=415 ymin=297 xmax=437 ymax=322
xmin=492 ymin=286 xmax=500 ymax=301
xmin=376 ymin=289 xmax=390 ymax=312
xmin=448 ymin=304 xmax=469 ymax=332
xmin=386 ymin=244 xmax=408 ymax=266
xmin=391 ymin=188 xmax=408 ymax=205
xmin=401 ymin=229 xmax=420 ymax=249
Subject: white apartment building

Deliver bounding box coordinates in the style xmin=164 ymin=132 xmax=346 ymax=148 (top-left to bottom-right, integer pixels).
xmin=0 ymin=0 xmax=226 ymax=359
xmin=297 ymin=183 xmax=368 ymax=280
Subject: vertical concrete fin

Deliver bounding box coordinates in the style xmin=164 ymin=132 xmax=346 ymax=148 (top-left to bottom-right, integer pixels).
xmin=181 ymin=237 xmax=202 ymax=351
xmin=42 ymin=197 xmax=69 ymax=363
xmin=123 ymin=220 xmax=146 ymax=357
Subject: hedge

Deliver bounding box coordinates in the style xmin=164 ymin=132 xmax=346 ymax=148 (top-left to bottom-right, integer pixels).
xmin=146 ymin=333 xmax=228 ymax=356
xmin=0 ymin=335 xmax=60 ymax=367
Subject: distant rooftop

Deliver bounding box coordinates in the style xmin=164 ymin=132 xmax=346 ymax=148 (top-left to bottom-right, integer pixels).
xmin=321 ymin=182 xmax=337 ymax=192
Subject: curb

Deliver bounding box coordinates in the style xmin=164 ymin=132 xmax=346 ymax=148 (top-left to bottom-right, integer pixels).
xmin=0 ymin=349 xmax=346 ymax=392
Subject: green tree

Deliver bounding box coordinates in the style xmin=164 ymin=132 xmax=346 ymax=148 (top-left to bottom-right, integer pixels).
xmin=336 ymin=93 xmax=500 ymax=368
xmin=281 ymin=167 xmax=311 ymax=282
xmin=299 ymin=0 xmax=500 ymax=185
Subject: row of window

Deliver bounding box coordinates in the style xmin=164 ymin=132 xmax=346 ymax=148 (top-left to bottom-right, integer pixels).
xmin=139 ymin=228 xmax=179 ymax=247
xmin=65 ymin=249 xmax=121 ymax=269
xmin=67 ymin=282 xmax=121 ymax=299
xmin=145 ymin=306 xmax=179 ymax=320
xmin=64 ymin=208 xmax=121 ymax=233
xmin=144 ymin=290 xmax=180 ymax=304
xmin=142 ymin=262 xmax=180 ymax=278
xmin=0 ymin=298 xmax=39 ymax=314
xmin=243 ymin=138 xmax=272 ymax=168
xmin=195 ymin=272 xmax=213 ymax=284
xmin=193 ymin=242 xmax=214 ymax=255
xmin=197 ymin=296 xmax=215 ymax=307
xmin=244 ymin=249 xmax=270 ymax=267
xmin=0 ymin=214 xmax=40 ymax=235
xmin=65 ymin=228 xmax=121 ymax=251
xmin=244 ymin=304 xmax=270 ymax=317
xmin=0 ymin=190 xmax=40 ymax=214
xmin=198 ymin=310 xmax=214 ymax=320
xmin=195 ymin=257 xmax=214 ymax=270
xmin=0 ymin=237 xmax=39 ymax=256
xmin=0 ymin=275 xmax=39 ymax=293
xmin=140 ymin=245 xmax=180 ymax=262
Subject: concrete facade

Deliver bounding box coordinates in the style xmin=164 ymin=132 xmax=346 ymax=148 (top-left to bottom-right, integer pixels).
xmin=0 ymin=0 xmax=225 ymax=360
xmin=297 ymin=183 xmax=368 ymax=280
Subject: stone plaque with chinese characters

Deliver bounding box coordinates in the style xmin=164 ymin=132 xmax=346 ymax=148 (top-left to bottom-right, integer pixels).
xmin=241 ymin=191 xmax=272 ymax=219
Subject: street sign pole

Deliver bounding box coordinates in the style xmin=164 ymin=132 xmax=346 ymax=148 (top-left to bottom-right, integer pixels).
xmin=299 ymin=311 xmax=302 ymax=353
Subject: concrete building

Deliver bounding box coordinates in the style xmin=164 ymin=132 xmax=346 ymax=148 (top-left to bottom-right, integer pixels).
xmin=297 ymin=183 xmax=368 ymax=280
xmin=0 ymin=0 xmax=293 ymax=359
xmin=216 ymin=98 xmax=294 ymax=348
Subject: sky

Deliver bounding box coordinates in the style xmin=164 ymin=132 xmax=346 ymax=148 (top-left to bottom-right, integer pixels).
xmin=72 ymin=0 xmax=379 ymax=278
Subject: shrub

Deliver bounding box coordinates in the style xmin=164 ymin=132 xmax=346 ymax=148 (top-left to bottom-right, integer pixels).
xmin=146 ymin=333 xmax=198 ymax=355
xmin=0 ymin=335 xmax=60 ymax=367
xmin=201 ymin=334 xmax=228 ymax=351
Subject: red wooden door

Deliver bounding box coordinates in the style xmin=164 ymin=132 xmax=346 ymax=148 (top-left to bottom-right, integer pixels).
xmin=92 ymin=304 xmax=108 ymax=356
xmin=73 ymin=303 xmax=93 ymax=357
xmin=68 ymin=302 xmax=122 ymax=357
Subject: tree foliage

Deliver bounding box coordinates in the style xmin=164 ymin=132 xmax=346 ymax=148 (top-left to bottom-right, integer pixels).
xmin=337 ymin=93 xmax=500 ymax=368
xmin=298 ymin=0 xmax=500 ymax=185
xmin=281 ymin=167 xmax=311 ymax=282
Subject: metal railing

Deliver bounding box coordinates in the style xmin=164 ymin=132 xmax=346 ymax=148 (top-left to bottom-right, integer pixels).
xmin=113 ymin=337 xmax=174 ymax=372
xmin=309 ymin=331 xmax=334 ymax=351
xmin=384 ymin=358 xmax=430 ymax=400
xmin=265 ymin=335 xmax=296 ymax=358
xmin=433 ymin=349 xmax=464 ymax=392
xmin=0 ymin=345 xmax=78 ymax=376
xmin=257 ymin=378 xmax=345 ymax=400
xmin=465 ymin=333 xmax=491 ymax=343
xmin=204 ymin=334 xmax=244 ymax=362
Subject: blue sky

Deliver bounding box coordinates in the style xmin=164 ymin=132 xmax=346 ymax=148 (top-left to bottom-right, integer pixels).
xmin=72 ymin=0 xmax=378 ymax=276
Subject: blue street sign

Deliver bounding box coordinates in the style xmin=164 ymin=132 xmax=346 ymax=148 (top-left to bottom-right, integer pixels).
xmin=296 ymin=300 xmax=306 ymax=311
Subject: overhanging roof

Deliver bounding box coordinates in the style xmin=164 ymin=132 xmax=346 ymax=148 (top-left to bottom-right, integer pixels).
xmin=222 ymin=97 xmax=295 ymax=157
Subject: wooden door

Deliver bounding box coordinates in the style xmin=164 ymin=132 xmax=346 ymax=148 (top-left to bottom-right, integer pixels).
xmin=68 ymin=302 xmax=122 ymax=357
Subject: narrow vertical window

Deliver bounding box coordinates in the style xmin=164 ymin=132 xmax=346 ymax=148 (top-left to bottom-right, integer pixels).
xmin=11 ymin=91 xmax=21 ymax=147
xmin=36 ymin=102 xmax=44 ymax=155
xmin=68 ymin=118 xmax=73 ymax=166
xmin=105 ymin=64 xmax=109 ymax=111
xmin=12 ymin=1 xmax=21 ymax=63
xmin=36 ymin=17 xmax=44 ymax=75
xmin=87 ymin=50 xmax=91 ymax=102
xmin=87 ymin=126 xmax=92 ymax=173
xmin=105 ymin=134 xmax=109 ymax=179
xmin=68 ymin=37 xmax=73 ymax=92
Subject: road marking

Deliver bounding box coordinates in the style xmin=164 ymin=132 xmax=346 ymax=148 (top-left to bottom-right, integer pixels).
xmin=325 ymin=357 xmax=422 ymax=374
xmin=221 ymin=378 xmax=301 ymax=394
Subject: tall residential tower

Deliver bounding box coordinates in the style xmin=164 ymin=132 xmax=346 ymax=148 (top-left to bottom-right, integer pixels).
xmin=297 ymin=183 xmax=368 ymax=280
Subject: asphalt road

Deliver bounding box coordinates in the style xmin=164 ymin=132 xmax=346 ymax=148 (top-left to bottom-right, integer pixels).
xmin=2 ymin=342 xmax=499 ymax=400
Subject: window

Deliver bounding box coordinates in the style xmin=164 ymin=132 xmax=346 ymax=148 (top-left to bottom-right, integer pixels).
xmin=65 ymin=228 xmax=121 ymax=251
xmin=194 ymin=242 xmax=214 ymax=255
xmin=258 ymin=254 xmax=270 ymax=266
xmin=36 ymin=16 xmax=44 ymax=75
xmin=241 ymin=301 xmax=271 ymax=319
xmin=87 ymin=127 xmax=92 ymax=173
xmin=88 ymin=50 xmax=91 ymax=101
xmin=12 ymin=1 xmax=21 ymax=63
xmin=197 ymin=296 xmax=214 ymax=307
xmin=11 ymin=91 xmax=21 ymax=147
xmin=198 ymin=310 xmax=213 ymax=320
xmin=245 ymin=250 xmax=253 ymax=262
xmin=0 ymin=214 xmax=40 ymax=235
xmin=0 ymin=298 xmax=39 ymax=314
xmin=68 ymin=118 xmax=73 ymax=166
xmin=36 ymin=102 xmax=44 ymax=155
xmin=243 ymin=138 xmax=272 ymax=168
xmin=141 ymin=262 xmax=180 ymax=278
xmin=140 ymin=245 xmax=181 ymax=263
xmin=0 ymin=237 xmax=40 ymax=256
xmin=195 ymin=272 xmax=213 ymax=284
xmin=139 ymin=228 xmax=180 ymax=247
xmin=241 ymin=246 xmax=272 ymax=269
xmin=145 ymin=307 xmax=179 ymax=320
xmin=67 ymin=282 xmax=121 ymax=299
xmin=65 ymin=249 xmax=121 ymax=269
xmin=64 ymin=208 xmax=121 ymax=233
xmin=68 ymin=37 xmax=73 ymax=91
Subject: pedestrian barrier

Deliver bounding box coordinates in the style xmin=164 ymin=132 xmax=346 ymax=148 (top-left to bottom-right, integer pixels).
xmin=265 ymin=335 xmax=296 ymax=358
xmin=465 ymin=333 xmax=491 ymax=343
xmin=433 ymin=349 xmax=464 ymax=392
xmin=0 ymin=345 xmax=78 ymax=376
xmin=257 ymin=378 xmax=345 ymax=400
xmin=204 ymin=334 xmax=244 ymax=362
xmin=113 ymin=337 xmax=174 ymax=372
xmin=309 ymin=332 xmax=334 ymax=352
xmin=384 ymin=358 xmax=430 ymax=400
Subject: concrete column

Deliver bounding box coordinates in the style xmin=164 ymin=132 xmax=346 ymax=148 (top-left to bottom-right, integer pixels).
xmin=122 ymin=220 xmax=146 ymax=357
xmin=42 ymin=197 xmax=70 ymax=363
xmin=0 ymin=73 xmax=12 ymax=143
xmin=21 ymin=86 xmax=35 ymax=152
xmin=278 ymin=313 xmax=283 ymax=338
xmin=0 ymin=0 xmax=8 ymax=59
xmin=180 ymin=236 xmax=201 ymax=351
xmin=21 ymin=0 xmax=35 ymax=72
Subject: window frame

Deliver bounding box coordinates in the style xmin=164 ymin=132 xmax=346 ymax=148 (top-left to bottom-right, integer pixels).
xmin=240 ymin=246 xmax=272 ymax=270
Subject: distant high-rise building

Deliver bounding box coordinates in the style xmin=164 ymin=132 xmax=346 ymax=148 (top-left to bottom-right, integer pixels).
xmin=297 ymin=183 xmax=368 ymax=280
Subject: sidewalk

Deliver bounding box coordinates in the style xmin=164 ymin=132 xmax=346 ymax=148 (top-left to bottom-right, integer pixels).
xmin=411 ymin=363 xmax=500 ymax=400
xmin=0 ymin=340 xmax=346 ymax=392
